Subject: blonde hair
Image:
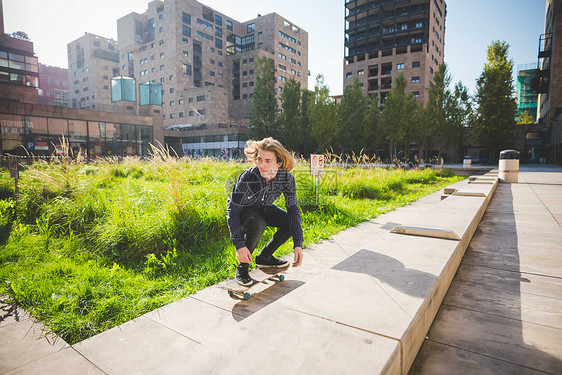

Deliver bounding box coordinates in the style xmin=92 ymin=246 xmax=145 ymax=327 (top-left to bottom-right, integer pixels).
xmin=244 ymin=137 xmax=295 ymax=171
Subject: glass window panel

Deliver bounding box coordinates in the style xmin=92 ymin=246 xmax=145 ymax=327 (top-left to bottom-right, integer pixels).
xmin=9 ymin=53 xmax=25 ymax=62
xmin=68 ymin=120 xmax=87 ymax=138
xmin=9 ymin=60 xmax=25 ymax=70
xmin=48 ymin=118 xmax=68 ymax=136
xmin=29 ymin=116 xmax=48 ymax=135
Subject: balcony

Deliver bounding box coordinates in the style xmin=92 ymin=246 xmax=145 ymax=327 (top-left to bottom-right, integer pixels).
xmin=538 ymin=33 xmax=552 ymax=59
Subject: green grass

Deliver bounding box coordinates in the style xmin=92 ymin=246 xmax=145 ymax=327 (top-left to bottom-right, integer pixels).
xmin=0 ymin=157 xmax=463 ymax=344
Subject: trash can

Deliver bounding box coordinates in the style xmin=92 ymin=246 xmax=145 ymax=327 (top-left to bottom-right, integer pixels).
xmin=499 ymin=150 xmax=519 ymax=183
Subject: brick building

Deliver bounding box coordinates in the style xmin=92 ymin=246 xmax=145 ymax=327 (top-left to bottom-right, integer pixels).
xmin=67 ymin=33 xmax=121 ymax=111
xmin=38 ymin=63 xmax=68 ymax=106
xmin=343 ymin=0 xmax=446 ymax=105
xmin=538 ymin=0 xmax=562 ymax=125
xmin=114 ymin=0 xmax=308 ymax=157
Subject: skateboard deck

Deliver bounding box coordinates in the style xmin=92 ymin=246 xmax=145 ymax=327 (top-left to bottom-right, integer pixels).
xmin=218 ymin=264 xmax=290 ymax=300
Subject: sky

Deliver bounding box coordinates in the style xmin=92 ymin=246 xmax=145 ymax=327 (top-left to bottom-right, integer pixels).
xmin=3 ymin=0 xmax=547 ymax=96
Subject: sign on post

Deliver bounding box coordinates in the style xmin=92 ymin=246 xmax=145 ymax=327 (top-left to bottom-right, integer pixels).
xmin=310 ymin=154 xmax=324 ymax=176
xmin=8 ymin=155 xmax=18 ymax=179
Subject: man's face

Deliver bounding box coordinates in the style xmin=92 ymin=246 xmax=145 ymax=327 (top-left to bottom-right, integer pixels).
xmin=256 ymin=150 xmax=282 ymax=181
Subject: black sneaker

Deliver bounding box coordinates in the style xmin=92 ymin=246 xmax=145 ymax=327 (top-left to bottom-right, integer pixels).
xmin=255 ymin=255 xmax=289 ymax=268
xmin=235 ymin=263 xmax=253 ymax=286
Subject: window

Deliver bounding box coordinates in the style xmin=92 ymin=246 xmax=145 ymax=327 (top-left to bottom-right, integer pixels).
xmin=215 ymin=27 xmax=222 ymax=38
xmin=279 ymin=64 xmax=286 ymax=71
xmin=247 ymin=23 xmax=255 ymax=33
xmin=159 ymin=27 xmax=163 ymax=33
xmin=412 ymin=61 xmax=420 ymax=68
xmin=416 ymin=22 xmax=423 ymax=28
xmin=183 ymin=50 xmax=188 ymax=57
xmin=279 ymin=42 xmax=296 ymax=53
xmin=258 ymin=31 xmax=263 ymax=37
xmin=170 ymin=101 xmax=174 ymax=106
xmin=249 ymin=69 xmax=254 ymax=75
xmin=396 ymin=63 xmax=404 ymax=70
xmin=279 ymin=30 xmax=296 ymax=43
xmin=258 ymin=43 xmax=263 ymax=48
xmin=278 ymin=53 xmax=286 ymax=60
xmin=179 ymin=112 xmax=184 ymax=118
xmin=197 ymin=30 xmax=213 ymax=41
xmin=291 ymin=58 xmax=296 ymax=64
xmin=160 ymin=52 xmax=164 ymax=58
xmin=210 ymin=71 xmax=215 ymax=76
xmin=218 ymin=73 xmax=223 ymax=78
xmin=197 ymin=95 xmax=205 ymax=101
xmin=412 ymin=91 xmax=420 ymax=97
xmin=412 ymin=76 xmax=420 ymax=83
xmin=169 ymin=88 xmax=174 ymax=93
xmin=226 ymin=20 xmax=233 ymax=31
xmin=358 ymin=69 xmax=364 ymax=75
xmin=198 ymin=18 xmax=214 ymax=29
xmin=215 ymin=14 xmax=222 ymax=26
xmin=346 ymin=72 xmax=352 ymax=78
xmin=182 ymin=12 xmax=191 ymax=24
xmin=279 ymin=75 xmax=286 ymax=82
xmin=182 ymin=25 xmax=191 ymax=37
xmin=183 ymin=64 xmax=192 ymax=75
xmin=290 ymin=69 xmax=296 ymax=74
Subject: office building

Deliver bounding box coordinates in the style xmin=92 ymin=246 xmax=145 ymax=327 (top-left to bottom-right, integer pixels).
xmin=38 ymin=63 xmax=68 ymax=106
xmin=344 ymin=0 xmax=446 ymax=105
xmin=114 ymin=0 xmax=308 ymax=157
xmin=67 ymin=33 xmax=121 ymax=111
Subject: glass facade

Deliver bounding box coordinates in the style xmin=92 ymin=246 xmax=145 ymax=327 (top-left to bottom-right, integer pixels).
xmin=0 ymin=114 xmax=153 ymax=157
xmin=111 ymin=76 xmax=136 ymax=102
xmin=139 ymin=82 xmax=163 ymax=105
xmin=179 ymin=132 xmax=247 ymax=159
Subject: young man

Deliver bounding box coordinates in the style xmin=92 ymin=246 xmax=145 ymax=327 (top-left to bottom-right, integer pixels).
xmin=226 ymin=137 xmax=304 ymax=286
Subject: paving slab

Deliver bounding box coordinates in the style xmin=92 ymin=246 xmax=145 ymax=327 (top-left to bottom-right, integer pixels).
xmin=423 ymin=305 xmax=562 ymax=374
xmin=182 ymin=304 xmax=401 ymax=375
xmin=142 ymin=296 xmax=245 ymax=344
xmin=411 ymin=339 xmax=547 ymax=375
xmin=0 ymin=316 xmax=68 ymax=374
xmin=452 ymin=264 xmax=562 ymax=301
xmin=73 ymin=316 xmax=200 ymax=375
xmin=2 ymin=346 xmax=104 ymax=375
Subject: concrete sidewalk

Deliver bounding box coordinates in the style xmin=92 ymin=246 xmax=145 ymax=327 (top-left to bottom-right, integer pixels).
xmin=411 ymin=164 xmax=562 ymax=374
xmin=1 ymin=165 xmax=560 ymax=374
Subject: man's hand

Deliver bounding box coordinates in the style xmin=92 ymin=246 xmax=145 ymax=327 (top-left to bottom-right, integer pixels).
xmin=293 ymin=247 xmax=303 ymax=267
xmin=236 ymin=247 xmax=253 ymax=264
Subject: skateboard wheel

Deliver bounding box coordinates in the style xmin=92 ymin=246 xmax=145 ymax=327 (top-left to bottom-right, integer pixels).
xmin=228 ymin=291 xmax=233 ymax=296
xmin=244 ymin=293 xmax=251 ymax=300
xmin=279 ymin=275 xmax=285 ymax=282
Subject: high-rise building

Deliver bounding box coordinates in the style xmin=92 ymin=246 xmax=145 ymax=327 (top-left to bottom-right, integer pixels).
xmin=537 ymin=0 xmax=561 ymax=125
xmin=38 ymin=63 xmax=68 ymax=106
xmin=114 ymin=0 xmax=308 ymax=157
xmin=343 ymin=0 xmax=446 ymax=105
xmin=67 ymin=33 xmax=120 ymax=111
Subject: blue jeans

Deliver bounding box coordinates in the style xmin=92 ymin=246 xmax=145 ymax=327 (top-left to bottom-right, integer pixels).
xmin=239 ymin=205 xmax=292 ymax=263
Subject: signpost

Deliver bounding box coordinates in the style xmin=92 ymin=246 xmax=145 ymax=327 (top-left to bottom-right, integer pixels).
xmin=310 ymin=154 xmax=324 ymax=205
xmin=8 ymin=155 xmax=19 ymax=197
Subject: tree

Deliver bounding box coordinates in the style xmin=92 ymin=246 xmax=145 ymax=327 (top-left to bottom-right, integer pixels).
xmin=299 ymin=89 xmax=314 ymax=156
xmin=517 ymin=110 xmax=535 ymax=124
xmin=365 ymin=94 xmax=381 ymax=155
xmin=338 ymin=77 xmax=368 ymax=155
xmin=10 ymin=31 xmax=30 ymax=41
xmin=474 ymin=41 xmax=517 ymax=163
xmin=310 ymin=75 xmax=338 ymax=153
xmin=380 ymin=73 xmax=420 ymax=158
xmin=423 ymin=63 xmax=451 ymax=158
xmin=279 ymin=78 xmax=301 ymax=152
xmin=446 ymin=82 xmax=472 ymax=162
xmin=249 ymin=57 xmax=278 ymax=139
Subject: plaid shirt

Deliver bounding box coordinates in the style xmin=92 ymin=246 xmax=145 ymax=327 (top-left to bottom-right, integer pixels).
xmin=226 ymin=167 xmax=303 ymax=250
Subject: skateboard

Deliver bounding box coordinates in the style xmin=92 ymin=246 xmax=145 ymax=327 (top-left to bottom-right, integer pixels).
xmin=218 ymin=264 xmax=290 ymax=300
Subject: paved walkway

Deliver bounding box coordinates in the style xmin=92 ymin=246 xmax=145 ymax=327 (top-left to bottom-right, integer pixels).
xmin=1 ymin=165 xmax=561 ymax=374
xmin=410 ymin=165 xmax=562 ymax=374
